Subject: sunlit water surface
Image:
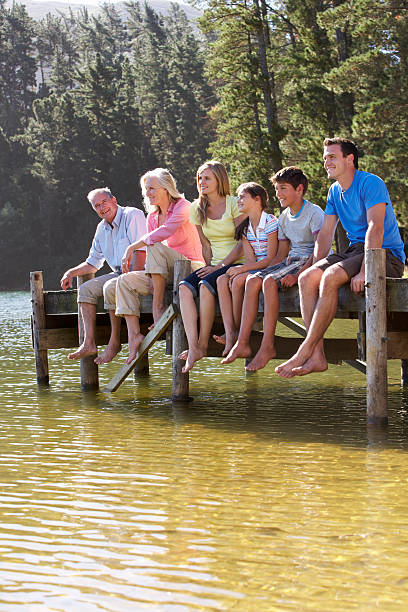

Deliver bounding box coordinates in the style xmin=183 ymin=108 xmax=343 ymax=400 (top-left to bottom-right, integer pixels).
xmin=2 ymin=291 xmax=408 ymax=610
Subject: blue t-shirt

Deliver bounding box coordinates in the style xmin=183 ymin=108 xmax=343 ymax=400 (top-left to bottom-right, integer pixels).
xmin=325 ymin=170 xmax=405 ymax=263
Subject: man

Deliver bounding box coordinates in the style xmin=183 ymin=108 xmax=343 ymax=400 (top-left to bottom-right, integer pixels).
xmin=276 ymin=137 xmax=405 ymax=378
xmin=60 ymin=187 xmax=147 ymax=363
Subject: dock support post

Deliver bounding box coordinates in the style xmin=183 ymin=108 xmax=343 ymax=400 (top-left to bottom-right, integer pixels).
xmin=365 ymin=248 xmax=388 ymax=425
xmin=30 ymin=271 xmax=49 ymax=386
xmin=402 ymin=360 xmax=408 ymax=387
xmin=77 ymin=274 xmax=99 ymax=391
xmin=172 ymin=260 xmax=191 ymax=401
xmin=134 ymin=354 xmax=149 ymax=377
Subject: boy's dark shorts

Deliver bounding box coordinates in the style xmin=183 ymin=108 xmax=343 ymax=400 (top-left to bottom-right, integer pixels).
xmin=179 ymin=263 xmax=238 ymax=297
xmin=315 ymin=243 xmax=404 ymax=279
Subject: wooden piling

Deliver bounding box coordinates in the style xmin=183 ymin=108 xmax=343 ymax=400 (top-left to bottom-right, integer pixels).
xmin=30 ymin=271 xmax=49 ymax=386
xmin=365 ymin=248 xmax=388 ymax=425
xmin=77 ymin=274 xmax=99 ymax=391
xmin=402 ymin=360 xmax=408 ymax=387
xmin=172 ymin=260 xmax=192 ymax=401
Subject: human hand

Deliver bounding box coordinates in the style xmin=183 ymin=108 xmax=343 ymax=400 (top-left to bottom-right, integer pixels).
xmin=121 ymin=245 xmax=135 ymax=273
xmin=226 ymin=265 xmax=244 ymax=279
xmin=280 ymin=274 xmax=298 ymax=288
xmin=60 ymin=270 xmax=73 ymax=290
xmin=196 ymin=265 xmax=219 ymax=278
xmin=350 ymin=271 xmax=365 ymax=294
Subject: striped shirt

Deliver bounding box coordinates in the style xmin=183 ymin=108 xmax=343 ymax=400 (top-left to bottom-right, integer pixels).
xmin=246 ymin=211 xmax=278 ymax=261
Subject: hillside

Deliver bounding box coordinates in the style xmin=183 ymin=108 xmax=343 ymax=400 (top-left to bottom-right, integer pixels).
xmin=6 ymin=0 xmax=200 ymax=21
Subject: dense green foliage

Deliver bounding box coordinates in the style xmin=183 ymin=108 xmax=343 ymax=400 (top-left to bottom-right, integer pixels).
xmin=199 ymin=0 xmax=408 ymax=217
xmin=0 ymin=0 xmax=406 ymax=289
xmin=0 ymin=0 xmax=213 ymax=288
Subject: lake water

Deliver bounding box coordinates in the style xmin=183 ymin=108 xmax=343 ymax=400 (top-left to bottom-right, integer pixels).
xmin=2 ymin=291 xmax=408 ymax=610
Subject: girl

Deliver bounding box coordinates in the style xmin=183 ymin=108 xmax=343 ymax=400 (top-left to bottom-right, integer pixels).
xmin=214 ymin=182 xmax=278 ymax=361
xmin=178 ymin=161 xmax=245 ymax=373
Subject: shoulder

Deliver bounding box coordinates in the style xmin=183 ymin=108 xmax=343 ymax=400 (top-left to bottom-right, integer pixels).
xmin=278 ymin=208 xmax=289 ymax=222
xmin=175 ymin=197 xmax=191 ymax=206
xmin=265 ymin=212 xmax=278 ymax=229
xmin=94 ymin=219 xmax=105 ymax=235
xmin=227 ymin=195 xmax=240 ymax=217
xmin=304 ymin=200 xmax=324 ymax=216
xmin=355 ymin=170 xmax=386 ymax=189
xmin=122 ymin=205 xmax=146 ymax=219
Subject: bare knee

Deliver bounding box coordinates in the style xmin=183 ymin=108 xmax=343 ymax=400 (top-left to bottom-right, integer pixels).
xmin=245 ymin=275 xmax=262 ymax=293
xmin=199 ymin=283 xmax=215 ymax=302
xmin=299 ymin=266 xmax=322 ymax=292
xmin=179 ymin=283 xmax=194 ymax=302
xmin=263 ymin=276 xmax=278 ymax=293
xmin=320 ymin=265 xmax=348 ymax=293
xmin=231 ymin=275 xmax=246 ymax=292
xmin=217 ymin=274 xmax=229 ymax=290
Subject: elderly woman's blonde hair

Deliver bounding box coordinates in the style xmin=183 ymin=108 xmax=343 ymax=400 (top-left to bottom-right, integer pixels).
xmin=140 ymin=168 xmax=182 ymax=212
xmin=196 ymin=161 xmax=231 ymax=225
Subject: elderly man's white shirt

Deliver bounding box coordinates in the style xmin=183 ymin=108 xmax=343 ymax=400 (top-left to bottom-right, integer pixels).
xmin=86 ymin=206 xmax=147 ymax=271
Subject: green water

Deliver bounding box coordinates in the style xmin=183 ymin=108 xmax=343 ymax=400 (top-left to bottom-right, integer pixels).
xmin=2 ymin=291 xmax=408 ymax=610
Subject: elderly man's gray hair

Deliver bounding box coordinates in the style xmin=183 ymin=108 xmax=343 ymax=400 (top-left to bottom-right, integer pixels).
xmin=87 ymin=187 xmax=114 ymax=208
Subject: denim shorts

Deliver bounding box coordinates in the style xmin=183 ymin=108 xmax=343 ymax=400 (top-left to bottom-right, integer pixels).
xmin=179 ymin=264 xmax=238 ymax=297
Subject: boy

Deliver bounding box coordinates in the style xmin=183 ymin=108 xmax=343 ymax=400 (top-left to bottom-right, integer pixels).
xmin=222 ymin=166 xmax=324 ymax=370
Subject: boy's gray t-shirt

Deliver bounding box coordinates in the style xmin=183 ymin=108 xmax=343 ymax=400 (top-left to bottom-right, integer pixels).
xmin=278 ymin=200 xmax=324 ymax=258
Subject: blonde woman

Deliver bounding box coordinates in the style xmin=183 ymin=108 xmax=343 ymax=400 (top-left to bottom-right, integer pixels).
xmin=110 ymin=168 xmax=204 ymax=364
xmin=178 ymin=161 xmax=246 ymax=373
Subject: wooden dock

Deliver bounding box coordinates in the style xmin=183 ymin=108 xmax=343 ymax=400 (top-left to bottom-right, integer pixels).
xmin=30 ymin=251 xmax=408 ymax=425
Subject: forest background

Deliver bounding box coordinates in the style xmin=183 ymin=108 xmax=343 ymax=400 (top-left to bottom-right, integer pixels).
xmin=0 ymin=0 xmax=407 ymax=289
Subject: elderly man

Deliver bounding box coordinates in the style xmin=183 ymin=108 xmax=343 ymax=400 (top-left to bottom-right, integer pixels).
xmin=60 ymin=187 xmax=147 ymax=363
xmin=276 ymin=137 xmax=405 ymax=378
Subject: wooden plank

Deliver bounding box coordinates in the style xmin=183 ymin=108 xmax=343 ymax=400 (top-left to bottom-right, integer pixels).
xmin=103 ymin=304 xmax=177 ymax=393
xmin=43 ymin=278 xmax=408 ymax=316
xmin=277 ymin=316 xmax=307 ymax=337
xmin=387 ymin=331 xmax=408 ymax=359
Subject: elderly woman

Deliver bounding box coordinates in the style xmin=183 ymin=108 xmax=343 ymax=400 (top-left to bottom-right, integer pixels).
xmin=178 ymin=160 xmax=246 ymax=373
xmin=111 ymin=168 xmax=204 ymax=364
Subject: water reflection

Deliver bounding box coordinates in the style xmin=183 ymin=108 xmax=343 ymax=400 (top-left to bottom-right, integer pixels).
xmin=2 ymin=292 xmax=408 ymax=610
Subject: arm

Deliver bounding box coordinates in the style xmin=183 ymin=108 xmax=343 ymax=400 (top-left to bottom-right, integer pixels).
xmin=313 ymin=214 xmax=338 ymax=263
xmin=60 ymin=262 xmax=98 ymax=290
xmin=196 ymin=226 xmax=245 ymax=279
xmin=350 ymin=202 xmax=386 ymax=294
xmin=143 ymin=199 xmax=190 ymax=245
xmin=227 ymin=231 xmax=278 ymax=279
xmin=280 ymin=233 xmax=318 ymax=288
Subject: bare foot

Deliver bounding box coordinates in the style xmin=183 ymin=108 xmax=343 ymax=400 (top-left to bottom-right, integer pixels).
xmin=178 ymin=349 xmax=188 ymax=361
xmin=221 ymin=340 xmax=252 ymax=364
xmin=213 ymin=333 xmax=226 ymax=345
xmin=152 ymin=304 xmax=166 ymax=324
xmin=68 ymin=342 xmax=97 ymax=360
xmin=126 ymin=332 xmax=145 ymax=365
xmin=245 ymin=344 xmax=276 ymax=371
xmin=148 ymin=305 xmax=167 ymax=331
xmin=275 ymin=343 xmax=323 ymax=378
xmin=222 ymin=331 xmax=238 ymax=357
xmin=291 ymin=353 xmax=328 ymax=376
xmin=182 ymin=345 xmax=207 ymax=373
xmin=94 ymin=341 xmax=122 ymax=365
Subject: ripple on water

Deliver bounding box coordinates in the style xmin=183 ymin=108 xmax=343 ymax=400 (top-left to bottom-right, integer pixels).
xmin=2 ymin=291 xmax=408 ymax=610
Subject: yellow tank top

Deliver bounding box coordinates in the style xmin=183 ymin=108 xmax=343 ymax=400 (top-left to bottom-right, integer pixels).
xmin=190 ymin=195 xmax=244 ymax=265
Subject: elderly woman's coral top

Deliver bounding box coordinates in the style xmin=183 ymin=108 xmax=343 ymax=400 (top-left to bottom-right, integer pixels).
xmin=139 ymin=198 xmax=204 ymax=263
